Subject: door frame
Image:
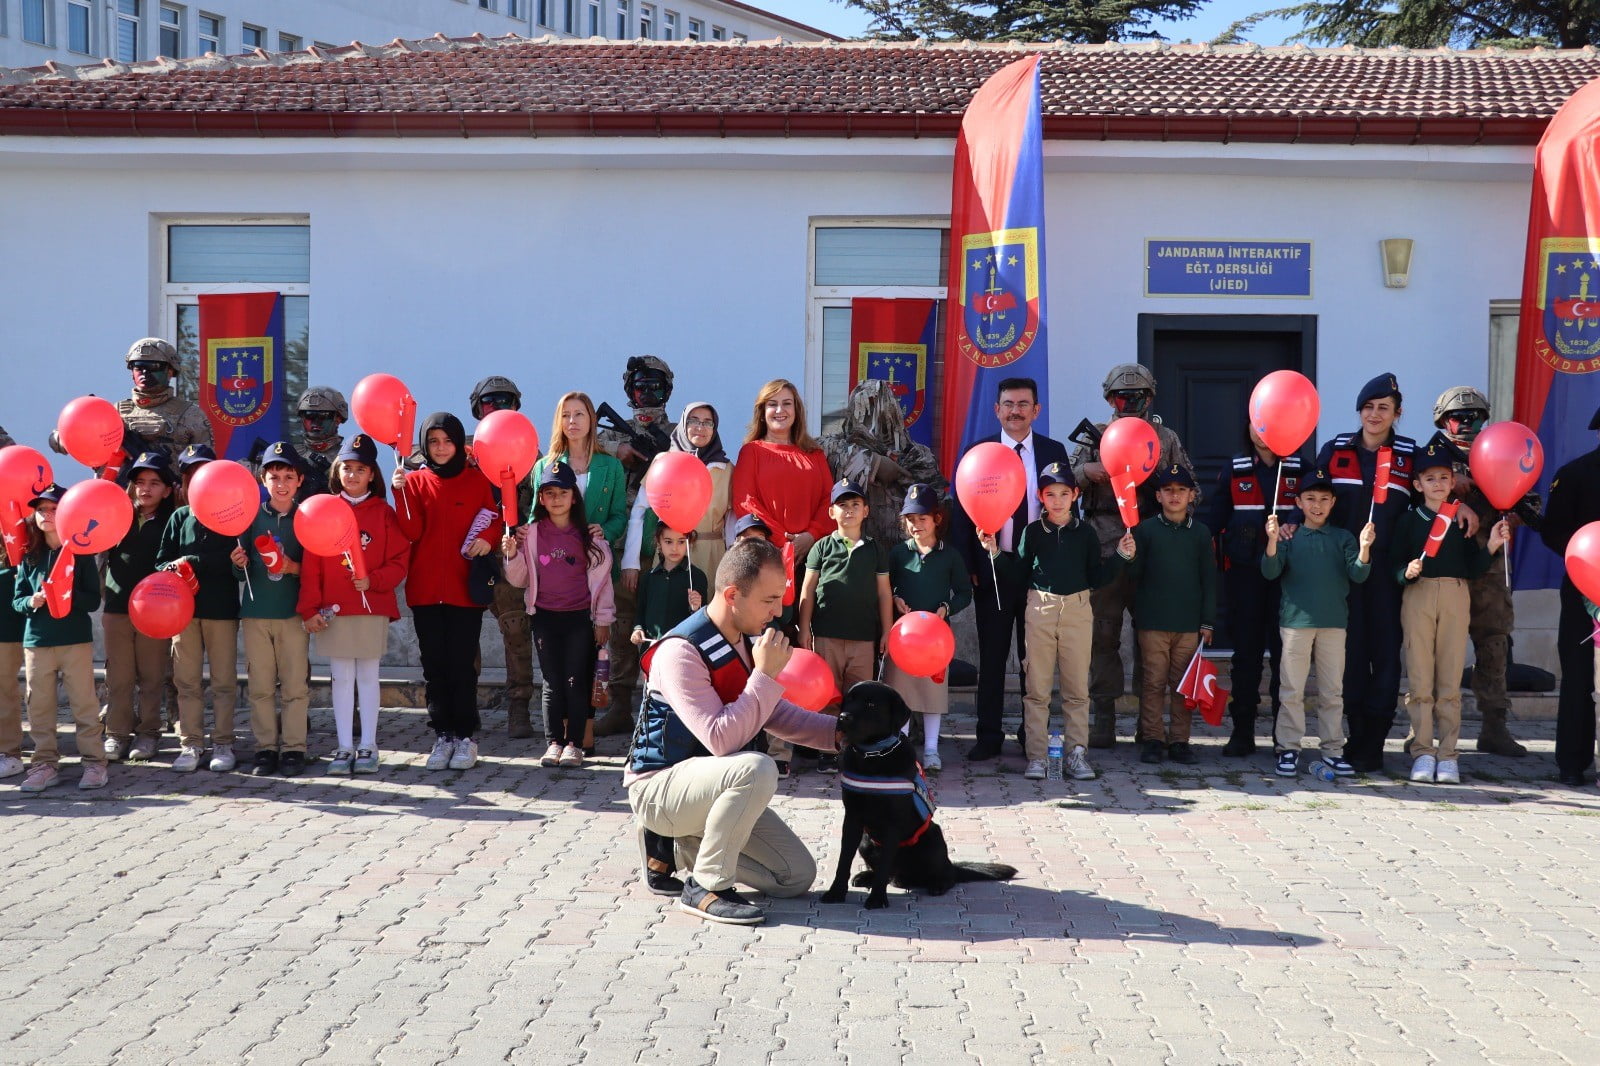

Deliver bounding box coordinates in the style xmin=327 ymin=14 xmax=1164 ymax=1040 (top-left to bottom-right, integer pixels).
xmin=1136 ymin=313 xmax=1318 ymax=382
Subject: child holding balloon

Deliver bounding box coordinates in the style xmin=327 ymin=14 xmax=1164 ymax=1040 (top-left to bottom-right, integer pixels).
xmin=12 ymin=484 xmax=107 ymax=792
xmin=299 ymin=436 xmax=410 ymax=776
xmin=103 ymin=451 xmax=178 ymax=763
xmin=0 ymin=559 xmax=22 ymax=782
xmin=630 ymin=525 xmax=706 ymax=649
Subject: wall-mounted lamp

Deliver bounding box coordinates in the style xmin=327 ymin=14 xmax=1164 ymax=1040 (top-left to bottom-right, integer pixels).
xmin=1380 ymin=238 xmax=1414 ymax=289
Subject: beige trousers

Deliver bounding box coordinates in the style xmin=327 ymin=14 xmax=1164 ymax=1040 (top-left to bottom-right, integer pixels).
xmin=1277 ymin=627 xmax=1346 ymax=756
xmin=242 ymin=616 xmax=311 ymax=753
xmin=1022 ymin=589 xmax=1093 ymax=757
xmin=25 ymin=643 xmax=104 ymax=767
xmin=628 ymin=752 xmax=816 ymax=896
xmin=1402 ymin=577 xmax=1471 ymax=760
xmin=1137 ymin=630 xmax=1199 ymax=745
xmin=173 ymin=617 xmax=240 ymax=749
xmin=1 ymin=641 xmax=21 ymax=760
xmin=103 ymin=612 xmax=170 ymax=741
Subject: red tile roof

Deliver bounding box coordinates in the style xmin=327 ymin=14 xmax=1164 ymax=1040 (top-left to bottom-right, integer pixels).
xmin=1 ymin=37 xmax=1596 ymax=143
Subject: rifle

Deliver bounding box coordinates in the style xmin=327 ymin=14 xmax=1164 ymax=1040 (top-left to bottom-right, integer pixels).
xmin=1068 ymin=418 xmax=1102 ymax=452
xmin=596 ymin=401 xmax=671 ymax=463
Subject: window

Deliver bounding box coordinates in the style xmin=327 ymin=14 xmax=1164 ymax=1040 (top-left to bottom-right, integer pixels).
xmin=117 ymin=0 xmax=141 ymax=61
xmin=160 ymin=5 xmax=181 ymax=58
xmin=198 ymin=13 xmax=220 ymax=52
xmin=639 ymin=3 xmax=653 ymax=37
xmin=732 ymin=31 xmax=747 ymax=41
xmin=69 ymin=1 xmax=92 ymax=52
xmin=1488 ymin=301 xmax=1519 ymax=420
xmin=687 ymin=17 xmax=702 ymax=40
xmin=480 ymin=0 xmax=495 ymax=8
xmin=507 ymin=0 xmax=523 ymax=16
xmin=537 ymin=0 xmax=550 ymax=26
xmin=242 ymin=23 xmax=262 ymax=49
xmin=22 ymin=0 xmax=47 ymax=45
xmin=615 ymin=0 xmax=629 ymax=38
xmin=710 ymin=24 xmax=725 ymax=40
xmin=663 ymin=10 xmax=677 ymax=39
xmin=808 ymin=221 xmax=949 ymax=432
xmin=563 ymin=0 xmax=575 ymax=32
xmin=587 ymin=0 xmax=600 ymax=35
xmin=163 ymin=220 xmax=312 ymax=443
xmin=278 ymin=33 xmax=300 ymax=51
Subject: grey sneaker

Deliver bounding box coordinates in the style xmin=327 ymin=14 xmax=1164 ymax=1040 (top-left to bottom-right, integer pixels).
xmin=78 ymin=763 xmax=109 ymax=790
xmin=327 ymin=749 xmax=354 ymax=776
xmin=0 ymin=754 xmax=24 ymax=779
xmin=353 ymin=748 xmax=380 ymax=775
xmin=448 ymin=737 xmax=478 ymax=770
xmin=1065 ymin=745 xmax=1097 ymax=781
xmin=1410 ymin=755 xmax=1437 ymax=783
xmin=425 ymin=736 xmax=455 ymax=771
xmin=104 ymin=736 xmax=129 ymax=762
xmin=172 ymin=746 xmax=203 ymax=773
xmin=678 ymin=876 xmax=765 ymax=925
xmin=1435 ymin=758 xmax=1460 ymax=784
xmin=1024 ymin=759 xmax=1048 ymax=780
xmin=20 ymin=764 xmax=60 ymax=792
xmin=208 ymin=744 xmax=236 ymax=772
xmin=922 ymin=751 xmax=942 ymax=774
xmin=127 ymin=736 xmax=158 ymax=762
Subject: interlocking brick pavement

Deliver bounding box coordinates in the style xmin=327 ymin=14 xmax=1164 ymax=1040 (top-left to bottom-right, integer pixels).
xmin=3 ymin=699 xmax=1599 ymax=1064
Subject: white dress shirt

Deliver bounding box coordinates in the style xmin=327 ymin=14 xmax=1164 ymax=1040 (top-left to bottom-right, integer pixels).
xmin=998 ymin=430 xmax=1040 ymax=554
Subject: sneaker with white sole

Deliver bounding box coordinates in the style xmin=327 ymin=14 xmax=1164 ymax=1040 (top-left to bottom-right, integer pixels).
xmin=172 ymin=746 xmax=203 ymax=773
xmin=540 ymin=742 xmax=563 ymax=767
xmin=208 ymin=744 xmax=236 ymax=772
xmin=559 ymin=743 xmax=583 ymax=768
xmin=1435 ymin=758 xmax=1460 ymax=784
xmin=448 ymin=737 xmax=479 ymax=770
xmin=327 ymin=749 xmax=354 ymax=775
xmin=127 ymin=736 xmax=158 ymax=762
xmin=104 ymin=736 xmax=129 ymax=762
xmin=79 ymin=763 xmax=108 ymax=790
xmin=922 ymin=751 xmax=942 ymax=774
xmin=1410 ymin=754 xmax=1437 ymax=783
xmin=425 ymin=736 xmax=455 ymax=771
xmin=353 ymin=749 xmax=380 ymax=775
xmin=1276 ymin=750 xmax=1299 ymax=777
xmin=1024 ymin=759 xmax=1048 ymax=780
xmin=0 ymin=754 xmax=24 ymax=779
xmin=1321 ymin=755 xmax=1356 ymax=777
xmin=20 ymin=764 xmax=60 ymax=792
xmin=1065 ymin=745 xmax=1097 ymax=781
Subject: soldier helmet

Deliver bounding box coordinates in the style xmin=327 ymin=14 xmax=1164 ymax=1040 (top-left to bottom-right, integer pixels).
xmin=1432 ymin=386 xmax=1490 ymax=426
xmin=1102 ymin=363 xmax=1156 ymax=396
xmin=624 ymin=355 xmax=675 ymax=393
xmin=469 ymin=375 xmax=523 ymax=419
xmin=296 ymin=386 xmax=349 ymax=422
xmin=125 ymin=338 xmax=179 ymax=370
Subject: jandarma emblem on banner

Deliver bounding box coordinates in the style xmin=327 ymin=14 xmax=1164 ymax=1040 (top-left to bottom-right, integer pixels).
xmin=958 ymin=227 xmax=1040 ymax=368
xmin=204 ymin=337 xmax=276 ymax=427
xmin=1534 ymin=237 xmax=1600 ymax=373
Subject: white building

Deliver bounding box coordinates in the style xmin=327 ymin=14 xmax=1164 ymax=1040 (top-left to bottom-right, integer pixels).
xmin=0 ymin=0 xmax=833 ymax=68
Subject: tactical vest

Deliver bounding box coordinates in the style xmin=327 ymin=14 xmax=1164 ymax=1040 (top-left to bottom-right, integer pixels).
xmin=838 ymin=734 xmax=937 ymax=847
xmin=1220 ymin=453 xmax=1302 ymax=567
xmin=630 ymin=608 xmax=764 ymax=775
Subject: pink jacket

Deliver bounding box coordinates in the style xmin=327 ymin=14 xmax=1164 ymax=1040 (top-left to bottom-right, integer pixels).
xmin=503 ymin=521 xmax=617 ymax=624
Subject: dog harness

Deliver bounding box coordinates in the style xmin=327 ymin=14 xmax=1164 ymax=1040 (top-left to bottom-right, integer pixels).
xmin=839 ymin=734 xmax=937 ymax=847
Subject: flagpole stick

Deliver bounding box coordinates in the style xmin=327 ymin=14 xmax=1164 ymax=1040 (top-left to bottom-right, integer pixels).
xmin=395 ymin=452 xmax=412 ymax=521
xmin=238 ymin=537 xmax=254 ymax=601
xmin=1272 ymin=463 xmax=1282 ymax=518
xmin=345 ymin=551 xmax=371 ymax=612
xmin=1503 ymin=512 xmax=1513 ymax=591
xmin=990 ymin=549 xmax=1001 ymax=611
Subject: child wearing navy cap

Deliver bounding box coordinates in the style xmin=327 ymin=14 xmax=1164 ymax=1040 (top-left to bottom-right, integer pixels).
xmin=103 ymin=450 xmax=177 ymax=763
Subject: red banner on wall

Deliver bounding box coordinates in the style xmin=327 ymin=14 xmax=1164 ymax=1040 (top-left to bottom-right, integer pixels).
xmin=849 ymin=297 xmax=938 ymax=449
xmin=198 ymin=292 xmax=285 ymax=461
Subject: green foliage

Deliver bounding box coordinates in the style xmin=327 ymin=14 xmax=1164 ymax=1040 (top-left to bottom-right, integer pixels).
xmin=842 ymin=0 xmax=1208 ymax=43
xmin=1218 ymin=0 xmax=1600 ymax=49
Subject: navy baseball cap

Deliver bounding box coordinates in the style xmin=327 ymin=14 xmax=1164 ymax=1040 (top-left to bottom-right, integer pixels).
xmin=260 ymin=441 xmax=304 ymax=471
xmin=336 ymin=434 xmax=379 ymax=466
xmin=733 ymin=513 xmax=773 ymax=538
xmin=128 ymin=450 xmax=175 ymax=485
xmin=1413 ymin=432 xmax=1462 ymax=474
xmin=830 ymin=479 xmax=866 ymax=504
xmin=29 ymin=482 xmax=66 ymax=507
xmin=538 ymin=461 xmax=579 ymax=492
xmin=1298 ymin=467 xmax=1336 ymax=494
xmin=1154 ymin=464 xmax=1196 ymax=489
xmin=900 ymin=483 xmax=939 ymax=515
xmin=1037 ymin=462 xmax=1077 ymax=491
xmin=177 ymin=444 xmax=216 ymax=469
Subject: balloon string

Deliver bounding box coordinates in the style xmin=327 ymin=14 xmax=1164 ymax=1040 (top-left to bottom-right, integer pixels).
xmin=344 ymin=550 xmax=372 ymax=611
xmin=1272 ymin=463 xmax=1282 ymax=517
xmin=990 ymin=549 xmax=1001 ymax=611
xmin=238 ymin=537 xmax=254 ymax=601
xmin=1503 ymin=515 xmax=1512 ymax=591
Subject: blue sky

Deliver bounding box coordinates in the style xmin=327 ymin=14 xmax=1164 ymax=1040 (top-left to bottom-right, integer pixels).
xmin=774 ymin=0 xmax=1305 ymax=45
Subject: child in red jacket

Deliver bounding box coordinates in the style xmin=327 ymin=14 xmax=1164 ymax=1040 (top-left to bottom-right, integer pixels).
xmin=392 ymin=413 xmax=503 ymax=772
xmin=300 ymin=435 xmax=410 ymax=775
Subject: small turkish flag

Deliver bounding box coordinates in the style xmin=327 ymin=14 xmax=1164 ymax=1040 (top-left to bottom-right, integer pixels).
xmin=2 ymin=499 xmax=25 ymax=567
xmin=43 ymin=547 xmax=75 ymax=619
xmin=1422 ymin=500 xmax=1461 ymax=559
xmin=1113 ymin=466 xmax=1141 ymax=530
xmin=780 ymin=534 xmax=796 ymax=607
xmin=1372 ymin=446 xmax=1394 ymax=505
xmin=1177 ymin=644 xmax=1228 ymax=726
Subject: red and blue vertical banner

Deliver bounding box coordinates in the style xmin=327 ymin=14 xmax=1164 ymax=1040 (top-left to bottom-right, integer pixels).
xmin=939 ymin=56 xmax=1050 ymax=470
xmin=198 ymin=292 xmax=285 ymax=461
xmin=849 ymin=297 xmax=938 ymax=449
xmin=1512 ymin=77 xmax=1600 ymax=590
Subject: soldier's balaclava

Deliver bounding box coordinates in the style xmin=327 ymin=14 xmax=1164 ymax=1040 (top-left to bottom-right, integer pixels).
xmin=130 ymin=362 xmax=172 ymax=403
xmin=624 ymin=356 xmax=673 ymax=427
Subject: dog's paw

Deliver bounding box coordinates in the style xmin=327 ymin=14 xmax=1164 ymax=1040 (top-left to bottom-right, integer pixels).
xmin=850 ymin=871 xmax=873 ymax=888
xmin=864 ymin=892 xmax=890 ymax=910
xmin=820 ymin=888 xmax=849 ymax=904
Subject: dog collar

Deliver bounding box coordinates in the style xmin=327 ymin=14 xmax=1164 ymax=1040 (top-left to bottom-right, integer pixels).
xmin=857 ymin=733 xmax=905 ymax=759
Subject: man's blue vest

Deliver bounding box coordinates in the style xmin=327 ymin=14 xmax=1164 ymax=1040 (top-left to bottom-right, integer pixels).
xmin=630 ymin=608 xmax=764 ymax=775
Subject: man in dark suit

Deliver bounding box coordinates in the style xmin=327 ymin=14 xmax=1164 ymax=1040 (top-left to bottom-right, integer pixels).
xmin=950 ymin=377 xmax=1071 ymax=761
xmin=1540 ymin=405 xmax=1600 ymax=788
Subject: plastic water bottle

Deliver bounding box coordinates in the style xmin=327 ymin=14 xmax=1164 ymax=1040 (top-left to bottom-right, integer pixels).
xmin=1047 ymin=732 xmax=1064 ymax=781
xmin=1308 ymin=759 xmax=1337 ymax=783
xmin=591 ymin=646 xmax=611 ymax=708
xmin=318 ymin=605 xmax=340 ymax=625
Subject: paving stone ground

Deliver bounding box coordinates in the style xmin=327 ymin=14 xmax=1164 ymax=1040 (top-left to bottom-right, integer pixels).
xmin=4 ymin=699 xmax=1599 ymax=1065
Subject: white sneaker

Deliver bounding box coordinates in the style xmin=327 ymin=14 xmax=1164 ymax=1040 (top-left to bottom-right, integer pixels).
xmin=425 ymin=736 xmax=456 ymax=771
xmin=1024 ymin=759 xmax=1048 ymax=780
xmin=0 ymin=754 xmax=24 ymax=779
xmin=172 ymin=746 xmax=204 ymax=773
xmin=1065 ymin=745 xmax=1097 ymax=781
xmin=540 ymin=742 xmax=563 ymax=767
xmin=1410 ymin=754 xmax=1437 ymax=783
xmin=208 ymin=744 xmax=236 ymax=772
xmin=1435 ymin=759 xmax=1460 ymax=784
xmin=127 ymin=736 xmax=158 ymax=762
xmin=448 ymin=737 xmax=478 ymax=770
xmin=104 ymin=736 xmax=129 ymax=762
xmin=558 ymin=743 xmax=583 ymax=768
xmin=922 ymin=751 xmax=942 ymax=773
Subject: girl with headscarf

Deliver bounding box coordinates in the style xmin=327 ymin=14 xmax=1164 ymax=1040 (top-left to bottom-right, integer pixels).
xmin=394 ymin=412 xmax=504 ymax=773
xmin=622 ymin=400 xmax=733 ymax=586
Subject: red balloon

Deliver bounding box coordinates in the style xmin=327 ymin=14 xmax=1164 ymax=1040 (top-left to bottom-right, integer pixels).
xmin=887 ymin=612 xmax=956 ymax=681
xmin=473 ymin=410 xmax=541 ymax=482
xmin=775 ymin=649 xmax=839 ymax=712
xmin=1100 ymin=416 xmax=1161 ymax=485
xmin=1249 ymin=370 xmax=1321 ymax=457
xmin=1469 ymin=421 xmax=1545 ymax=512
xmin=351 ymin=374 xmax=418 ymax=450
xmin=187 ymin=459 xmax=259 ymax=537
xmin=644 ymin=452 xmax=713 ymax=534
xmin=56 ymin=396 xmax=125 ymax=469
xmin=0 ymin=445 xmax=54 ymax=506
xmin=954 ymin=441 xmax=1027 ymax=535
xmin=55 ymin=479 xmax=133 ymax=555
xmin=294 ymin=494 xmax=359 ymax=556
xmin=129 ymin=571 xmax=195 ymax=640
xmin=1567 ymin=522 xmax=1600 ymax=604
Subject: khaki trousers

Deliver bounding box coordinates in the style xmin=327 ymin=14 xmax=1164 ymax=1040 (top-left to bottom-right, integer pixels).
xmin=1136 ymin=630 xmax=1199 ymax=745
xmin=1277 ymin=627 xmax=1346 ymax=756
xmin=1 ymin=641 xmax=22 ymax=760
xmin=1022 ymin=589 xmax=1093 ymax=757
xmin=242 ymin=617 xmax=310 ymax=753
xmin=1402 ymin=577 xmax=1471 ymax=760
xmin=628 ymin=752 xmax=816 ymax=896
xmin=25 ymin=643 xmax=104 ymax=767
xmin=769 ymin=635 xmax=874 ymax=761
xmin=173 ymin=617 xmax=240 ymax=749
xmin=103 ymin=612 xmax=170 ymax=741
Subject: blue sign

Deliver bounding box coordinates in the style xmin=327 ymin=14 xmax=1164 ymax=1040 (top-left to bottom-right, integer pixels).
xmin=1145 ymin=240 xmax=1312 ymax=298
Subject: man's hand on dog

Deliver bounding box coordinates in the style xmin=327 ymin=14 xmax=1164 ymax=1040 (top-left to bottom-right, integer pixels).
xmin=752 ymin=627 xmax=793 ymax=679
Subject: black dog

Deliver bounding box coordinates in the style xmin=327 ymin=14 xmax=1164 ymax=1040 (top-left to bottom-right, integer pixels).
xmin=822 ymin=681 xmax=1017 ymax=909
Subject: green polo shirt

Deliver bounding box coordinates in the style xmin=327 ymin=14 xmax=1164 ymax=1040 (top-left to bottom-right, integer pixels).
xmin=13 ymin=547 xmax=102 ymax=648
xmin=156 ymin=506 xmax=241 ymax=621
xmin=636 ymin=559 xmax=707 ymax=641
xmin=1261 ymin=522 xmax=1371 ymax=629
xmin=888 ymin=539 xmax=972 ymax=618
xmin=1390 ymin=504 xmax=1494 ymax=586
xmin=104 ymin=505 xmax=173 ymax=615
xmin=237 ymin=502 xmax=305 ymax=620
xmin=1127 ymin=513 xmax=1217 ymax=633
xmin=1005 ymin=515 xmax=1123 ymax=596
xmin=806 ymin=530 xmax=888 ymax=642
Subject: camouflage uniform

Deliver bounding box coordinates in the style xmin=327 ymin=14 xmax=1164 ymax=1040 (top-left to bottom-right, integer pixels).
xmin=98 ymin=339 xmax=211 ymax=480
xmin=0 ymin=425 xmax=13 ymax=447
xmin=294 ymin=386 xmax=347 ymax=501
xmin=594 ymin=356 xmax=676 ymax=735
xmin=817 ymin=380 xmax=947 ymax=546
xmin=1069 ymin=364 xmax=1196 ymax=747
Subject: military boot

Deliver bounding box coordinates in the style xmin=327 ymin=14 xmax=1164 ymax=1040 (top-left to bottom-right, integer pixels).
xmin=507 ymin=699 xmax=534 ymax=740
xmin=1088 ymin=702 xmax=1117 ymax=749
xmin=1222 ymin=707 xmax=1257 ymax=756
xmin=1476 ymin=706 xmax=1528 ymax=757
xmin=592 ymin=688 xmax=637 ymax=738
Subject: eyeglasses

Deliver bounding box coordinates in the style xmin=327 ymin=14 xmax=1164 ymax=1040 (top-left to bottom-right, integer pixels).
xmin=684 ymin=417 xmax=715 ymax=429
xmin=479 ymin=393 xmax=518 ymax=411
xmin=130 ymin=361 xmax=168 ymax=373
xmin=1444 ymin=410 xmax=1486 ymax=428
xmin=997 ymin=400 xmax=1035 ymax=411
